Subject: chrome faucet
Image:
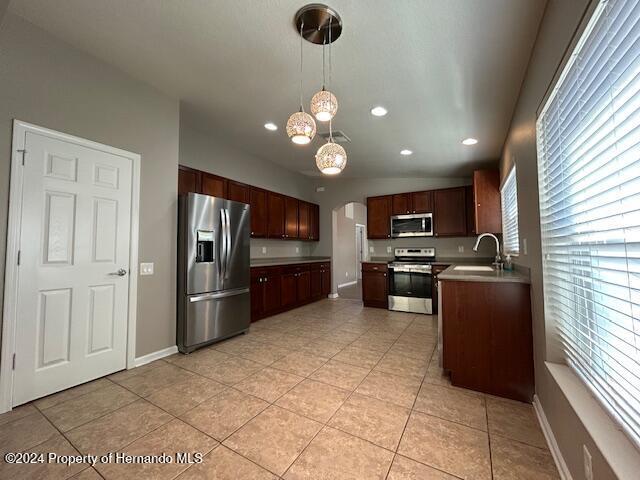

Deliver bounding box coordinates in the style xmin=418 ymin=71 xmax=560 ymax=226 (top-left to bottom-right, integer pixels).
xmin=473 ymin=233 xmax=503 ymax=268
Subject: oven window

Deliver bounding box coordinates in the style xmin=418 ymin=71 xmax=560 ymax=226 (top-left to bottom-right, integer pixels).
xmin=389 ymin=271 xmax=432 ymax=298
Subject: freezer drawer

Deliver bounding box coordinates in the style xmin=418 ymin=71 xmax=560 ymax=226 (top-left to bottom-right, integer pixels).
xmin=179 ymin=288 xmax=250 ymax=353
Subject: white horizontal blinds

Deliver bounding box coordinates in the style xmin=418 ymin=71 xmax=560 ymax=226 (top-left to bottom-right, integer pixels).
xmin=501 ymin=167 xmax=519 ymax=255
xmin=536 ymin=0 xmax=640 ymax=446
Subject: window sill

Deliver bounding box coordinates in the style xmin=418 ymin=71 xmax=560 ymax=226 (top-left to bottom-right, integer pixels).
xmin=545 ymin=362 xmax=640 ymax=478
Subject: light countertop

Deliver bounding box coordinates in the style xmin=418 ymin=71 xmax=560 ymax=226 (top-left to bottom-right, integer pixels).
xmin=250 ymin=256 xmax=331 ymax=267
xmin=438 ymin=262 xmax=530 ymax=284
xmin=361 ymin=257 xmax=392 ymax=264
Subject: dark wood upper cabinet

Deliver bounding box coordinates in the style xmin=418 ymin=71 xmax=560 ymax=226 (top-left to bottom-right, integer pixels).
xmin=465 ymin=185 xmax=475 ymax=236
xmin=392 ymin=193 xmax=411 ymax=215
xmin=267 ymin=192 xmax=285 ymax=239
xmin=434 ymin=187 xmax=467 ymax=237
xmin=227 ymin=180 xmax=249 ymax=204
xmin=309 ymin=203 xmax=320 ymax=241
xmin=284 ymin=196 xmax=299 ymax=239
xmin=177 ymin=165 xmax=319 ymax=242
xmin=367 ymin=195 xmax=392 ymax=239
xmin=473 ymin=170 xmax=502 ymax=234
xmin=249 ymin=187 xmax=267 ymax=238
xmin=178 ymin=166 xmax=201 ymax=195
xmin=201 ymin=172 xmax=227 ymax=198
xmin=298 ymin=201 xmax=310 ymax=240
xmin=411 ymin=191 xmax=433 ymax=214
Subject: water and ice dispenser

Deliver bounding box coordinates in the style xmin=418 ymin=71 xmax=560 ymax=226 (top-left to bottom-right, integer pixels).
xmin=196 ymin=230 xmax=214 ymax=263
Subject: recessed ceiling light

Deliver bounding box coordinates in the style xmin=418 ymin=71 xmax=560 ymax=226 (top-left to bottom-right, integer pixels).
xmin=370 ymin=106 xmax=388 ymax=117
xmin=264 ymin=122 xmax=278 ymax=131
xmin=462 ymin=137 xmax=478 ymax=145
xmin=400 ymin=149 xmax=413 ymax=156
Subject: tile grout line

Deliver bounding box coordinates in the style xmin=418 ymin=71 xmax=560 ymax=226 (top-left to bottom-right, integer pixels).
xmin=280 ymin=310 xmax=416 ymax=478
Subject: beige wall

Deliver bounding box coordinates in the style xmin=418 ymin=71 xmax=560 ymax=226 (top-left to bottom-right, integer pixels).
xmin=500 ymin=0 xmax=630 ymax=478
xmin=0 ymin=13 xmax=180 ymax=358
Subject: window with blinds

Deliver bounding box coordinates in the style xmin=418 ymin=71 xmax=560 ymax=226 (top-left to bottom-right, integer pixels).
xmin=501 ymin=167 xmax=519 ymax=255
xmin=536 ymin=0 xmax=640 ymax=447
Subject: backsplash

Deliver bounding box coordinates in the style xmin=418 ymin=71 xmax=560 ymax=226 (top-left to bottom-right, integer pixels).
xmin=366 ymin=235 xmax=498 ymax=259
xmin=250 ymin=239 xmax=313 ymax=258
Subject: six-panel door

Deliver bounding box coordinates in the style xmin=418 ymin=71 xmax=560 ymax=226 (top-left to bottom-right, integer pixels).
xmin=14 ymin=131 xmax=133 ymax=406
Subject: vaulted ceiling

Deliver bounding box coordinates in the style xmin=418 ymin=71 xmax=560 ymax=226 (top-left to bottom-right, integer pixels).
xmin=9 ymin=0 xmax=546 ymax=178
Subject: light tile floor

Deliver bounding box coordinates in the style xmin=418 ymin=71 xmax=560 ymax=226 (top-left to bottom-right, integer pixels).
xmin=0 ymin=299 xmax=560 ymax=479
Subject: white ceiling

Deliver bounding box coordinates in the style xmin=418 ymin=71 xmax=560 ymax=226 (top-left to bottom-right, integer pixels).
xmin=9 ymin=0 xmax=546 ymax=178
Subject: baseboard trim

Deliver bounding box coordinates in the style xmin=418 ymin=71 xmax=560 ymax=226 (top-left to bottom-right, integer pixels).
xmin=328 ymin=293 xmax=339 ymax=299
xmin=134 ymin=345 xmax=178 ymax=368
xmin=533 ymin=394 xmax=573 ymax=480
xmin=338 ymin=281 xmax=357 ymax=288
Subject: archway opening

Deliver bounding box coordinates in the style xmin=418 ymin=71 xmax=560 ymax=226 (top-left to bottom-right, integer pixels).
xmin=331 ymin=201 xmax=367 ymax=301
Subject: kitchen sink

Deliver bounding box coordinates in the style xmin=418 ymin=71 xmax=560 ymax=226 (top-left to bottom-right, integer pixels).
xmin=453 ymin=265 xmax=494 ymax=272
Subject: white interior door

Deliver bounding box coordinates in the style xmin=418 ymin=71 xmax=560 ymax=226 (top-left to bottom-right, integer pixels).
xmin=13 ymin=130 xmax=133 ymax=406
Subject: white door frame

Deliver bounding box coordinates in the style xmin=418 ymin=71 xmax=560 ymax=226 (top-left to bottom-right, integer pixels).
xmin=355 ymin=224 xmax=366 ymax=280
xmin=0 ymin=120 xmax=141 ymax=414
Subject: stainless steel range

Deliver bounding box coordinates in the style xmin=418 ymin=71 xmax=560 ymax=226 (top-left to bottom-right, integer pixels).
xmin=388 ymin=247 xmax=436 ymax=314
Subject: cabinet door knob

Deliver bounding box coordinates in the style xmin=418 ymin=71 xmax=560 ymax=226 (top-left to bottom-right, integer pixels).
xmin=383 ymin=273 xmax=387 ymax=277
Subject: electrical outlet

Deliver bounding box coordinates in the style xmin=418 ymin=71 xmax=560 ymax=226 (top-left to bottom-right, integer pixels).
xmin=583 ymin=445 xmax=593 ymax=480
xmin=386 ymin=246 xmax=392 ymax=254
xmin=369 ymin=246 xmax=374 ymax=253
xmin=140 ymin=263 xmax=154 ymax=276
xmin=458 ymin=245 xmax=464 ymax=253
xmin=345 ymin=272 xmax=348 ymax=277
xmin=296 ymin=247 xmax=299 ymax=253
xmin=261 ymin=246 xmax=267 ymax=254
xmin=523 ymin=238 xmax=528 ymax=255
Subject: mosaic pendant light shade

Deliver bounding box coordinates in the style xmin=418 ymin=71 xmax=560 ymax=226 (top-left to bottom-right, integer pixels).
xmin=286 ymin=109 xmax=316 ymax=145
xmin=316 ymin=140 xmax=347 ymax=175
xmin=310 ymin=88 xmax=338 ymax=122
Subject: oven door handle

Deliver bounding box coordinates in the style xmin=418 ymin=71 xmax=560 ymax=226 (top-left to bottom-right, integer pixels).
xmin=389 ymin=267 xmax=431 ymax=274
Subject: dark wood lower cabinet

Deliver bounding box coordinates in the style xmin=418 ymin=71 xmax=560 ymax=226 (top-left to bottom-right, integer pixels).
xmin=361 ymin=263 xmax=388 ymax=308
xmin=250 ymin=268 xmax=281 ymax=322
xmin=251 ymin=262 xmax=331 ymax=321
xmin=441 ymin=279 xmax=534 ymax=402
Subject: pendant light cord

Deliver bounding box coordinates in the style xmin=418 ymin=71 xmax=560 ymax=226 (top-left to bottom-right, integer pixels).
xmin=328 ymin=16 xmax=333 ymax=141
xmin=299 ymin=19 xmax=304 ymax=110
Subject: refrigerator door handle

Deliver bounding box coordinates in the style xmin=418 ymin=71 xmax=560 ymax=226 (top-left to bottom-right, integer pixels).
xmin=225 ymin=208 xmax=232 ymax=278
xmin=189 ymin=287 xmax=250 ymax=303
xmin=220 ymin=208 xmax=228 ymax=280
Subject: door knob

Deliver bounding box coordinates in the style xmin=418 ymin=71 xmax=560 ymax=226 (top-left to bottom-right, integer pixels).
xmin=108 ymin=268 xmax=127 ymax=276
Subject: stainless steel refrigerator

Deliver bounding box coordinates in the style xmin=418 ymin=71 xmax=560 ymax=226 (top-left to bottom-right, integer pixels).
xmin=177 ymin=193 xmax=251 ymax=353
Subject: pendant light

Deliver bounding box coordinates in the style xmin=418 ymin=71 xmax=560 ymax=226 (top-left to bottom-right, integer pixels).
xmin=286 ymin=20 xmax=316 ymax=145
xmin=310 ymin=40 xmax=338 ymax=122
xmin=315 ymin=16 xmax=347 ymax=175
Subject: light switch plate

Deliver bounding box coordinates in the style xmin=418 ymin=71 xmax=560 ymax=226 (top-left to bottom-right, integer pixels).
xmin=296 ymin=247 xmax=299 ymax=253
xmin=523 ymin=238 xmax=528 ymax=255
xmin=140 ymin=263 xmax=154 ymax=276
xmin=386 ymin=246 xmax=392 ymax=253
xmin=458 ymin=245 xmax=464 ymax=253
xmin=369 ymin=246 xmax=374 ymax=253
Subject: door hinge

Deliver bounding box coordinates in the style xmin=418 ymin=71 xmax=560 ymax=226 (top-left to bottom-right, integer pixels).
xmin=17 ymin=149 xmax=26 ymax=165
xmin=12 ymin=354 xmax=16 ymax=370
xmin=17 ymin=250 xmax=21 ymax=266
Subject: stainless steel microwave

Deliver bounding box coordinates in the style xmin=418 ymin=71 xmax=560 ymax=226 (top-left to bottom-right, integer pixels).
xmin=390 ymin=213 xmax=433 ymax=237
